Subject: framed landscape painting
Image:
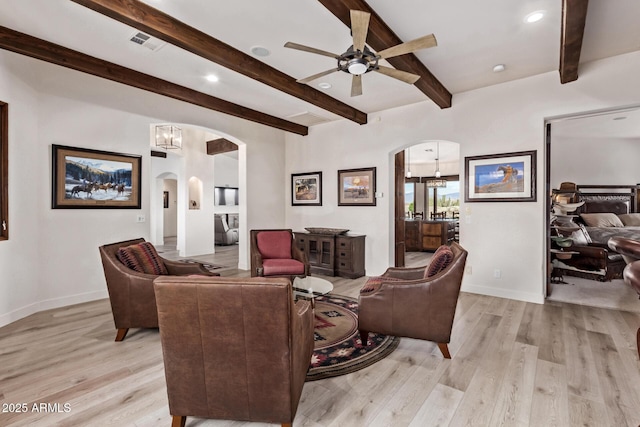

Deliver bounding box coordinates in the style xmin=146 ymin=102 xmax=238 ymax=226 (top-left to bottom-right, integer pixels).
xmin=292 ymin=171 xmax=322 ymax=206
xmin=465 ymin=150 xmax=536 ymax=202
xmin=52 ymin=144 xmax=142 ymax=209
xmin=338 ymin=167 xmax=376 ymax=206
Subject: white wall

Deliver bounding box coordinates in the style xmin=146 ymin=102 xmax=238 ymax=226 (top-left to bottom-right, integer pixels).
xmin=285 ymin=50 xmax=640 ymax=304
xmin=213 ymin=154 xmax=239 ymax=215
xmin=551 ymin=136 xmax=640 ymax=186
xmin=0 ymin=50 xmax=286 ymax=327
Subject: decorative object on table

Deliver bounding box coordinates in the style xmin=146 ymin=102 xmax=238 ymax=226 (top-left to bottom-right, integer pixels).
xmin=338 ymin=167 xmax=377 ymax=206
xmin=306 ymin=294 xmax=400 ymax=381
xmin=464 ymin=150 xmax=536 ymax=202
xmin=303 ymin=227 xmax=349 ymax=235
xmin=52 ymin=144 xmax=142 ymax=209
xmin=291 ymin=171 xmax=322 ymax=206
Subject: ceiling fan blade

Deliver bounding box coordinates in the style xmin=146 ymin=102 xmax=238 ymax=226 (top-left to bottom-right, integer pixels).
xmin=351 ymin=75 xmax=363 ymax=97
xmin=297 ymin=68 xmax=339 ymax=84
xmin=375 ymin=66 xmax=421 ymax=84
xmin=350 ymin=10 xmax=370 ymax=52
xmin=377 ymin=34 xmax=437 ymax=59
xmin=284 ymin=42 xmax=339 ymax=59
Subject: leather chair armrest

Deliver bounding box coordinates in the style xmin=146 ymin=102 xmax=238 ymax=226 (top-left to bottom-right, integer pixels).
xmin=292 ymin=245 xmax=309 ymax=276
xmin=251 ymin=253 xmax=264 ymax=276
xmin=382 ymin=266 xmax=427 ymax=280
xmin=163 ymin=259 xmax=219 ymax=276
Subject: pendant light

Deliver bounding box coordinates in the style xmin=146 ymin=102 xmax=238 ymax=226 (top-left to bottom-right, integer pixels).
xmin=426 ymin=142 xmax=447 ymax=188
xmin=405 ymin=147 xmax=412 ymax=178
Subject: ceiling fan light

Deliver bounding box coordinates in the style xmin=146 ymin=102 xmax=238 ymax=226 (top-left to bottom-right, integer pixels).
xmin=347 ymin=60 xmax=368 ymax=75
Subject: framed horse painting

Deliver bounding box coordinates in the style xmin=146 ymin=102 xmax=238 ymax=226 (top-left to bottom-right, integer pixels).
xmin=51 ymin=144 xmax=142 ymax=209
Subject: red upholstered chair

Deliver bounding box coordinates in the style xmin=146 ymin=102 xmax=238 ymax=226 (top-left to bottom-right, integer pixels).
xmin=358 ymin=242 xmax=467 ymax=359
xmin=250 ymin=229 xmax=309 ymax=279
xmin=98 ymin=238 xmax=219 ymax=341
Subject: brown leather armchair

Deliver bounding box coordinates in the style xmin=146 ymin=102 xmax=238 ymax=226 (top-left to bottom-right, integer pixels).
xmin=358 ymin=242 xmax=468 ymax=359
xmin=623 ymin=261 xmax=640 ymax=358
xmin=153 ymin=276 xmax=315 ymax=427
xmin=250 ymin=229 xmax=309 ymax=279
xmin=608 ymin=237 xmax=640 ymax=265
xmin=98 ymin=238 xmax=218 ymax=341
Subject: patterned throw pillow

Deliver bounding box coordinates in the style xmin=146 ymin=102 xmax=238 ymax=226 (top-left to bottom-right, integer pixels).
xmin=116 ymin=242 xmax=168 ymax=275
xmin=424 ymin=245 xmax=454 ymax=278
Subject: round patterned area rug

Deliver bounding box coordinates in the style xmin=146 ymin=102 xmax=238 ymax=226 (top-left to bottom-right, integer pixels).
xmin=306 ymin=294 xmax=400 ymax=381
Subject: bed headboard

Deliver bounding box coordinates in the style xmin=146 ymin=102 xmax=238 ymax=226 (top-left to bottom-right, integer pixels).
xmin=575 ymin=185 xmax=639 ymax=214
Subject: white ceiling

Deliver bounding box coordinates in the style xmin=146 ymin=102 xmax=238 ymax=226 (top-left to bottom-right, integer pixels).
xmin=1 ymin=0 xmax=639 ymax=128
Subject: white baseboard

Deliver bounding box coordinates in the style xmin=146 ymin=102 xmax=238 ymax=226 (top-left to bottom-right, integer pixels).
xmin=0 ymin=289 xmax=109 ymax=328
xmin=461 ymin=283 xmax=544 ymax=305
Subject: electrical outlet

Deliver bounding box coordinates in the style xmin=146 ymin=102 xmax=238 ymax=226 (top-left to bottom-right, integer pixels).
xmin=494 ymin=269 xmax=501 ymax=278
xmin=136 ymin=214 xmax=146 ymax=223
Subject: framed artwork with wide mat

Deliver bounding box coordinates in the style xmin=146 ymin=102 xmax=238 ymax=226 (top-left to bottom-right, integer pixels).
xmin=464 ymin=150 xmax=536 ymax=202
xmin=306 ymin=294 xmax=399 ymax=381
xmin=291 ymin=171 xmax=322 ymax=206
xmin=337 ymin=167 xmax=376 ymax=206
xmin=51 ymin=144 xmax=142 ymax=209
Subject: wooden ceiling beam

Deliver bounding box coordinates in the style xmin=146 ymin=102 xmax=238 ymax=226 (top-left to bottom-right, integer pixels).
xmin=206 ymin=138 xmax=238 ymax=156
xmin=0 ymin=26 xmax=307 ymax=135
xmin=70 ymin=0 xmax=368 ymax=125
xmin=318 ymin=0 xmax=452 ymax=109
xmin=559 ymin=0 xmax=589 ymax=84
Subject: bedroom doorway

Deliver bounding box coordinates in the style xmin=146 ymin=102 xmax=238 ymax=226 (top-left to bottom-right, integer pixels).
xmin=545 ymin=105 xmax=640 ymax=312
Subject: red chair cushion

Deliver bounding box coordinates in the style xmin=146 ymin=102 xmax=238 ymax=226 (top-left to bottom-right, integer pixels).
xmin=262 ymin=259 xmax=304 ymax=276
xmin=425 ymin=245 xmax=454 ymax=277
xmin=256 ymin=231 xmax=292 ymax=259
xmin=116 ymin=242 xmax=168 ymax=275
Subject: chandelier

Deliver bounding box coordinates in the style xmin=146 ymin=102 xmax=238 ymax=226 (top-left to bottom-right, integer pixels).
xmin=426 ymin=142 xmax=446 ymax=188
xmin=155 ymin=125 xmax=182 ymax=149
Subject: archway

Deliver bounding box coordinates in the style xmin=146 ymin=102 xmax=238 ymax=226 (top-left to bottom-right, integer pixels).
xmin=392 ymin=140 xmax=461 ymax=267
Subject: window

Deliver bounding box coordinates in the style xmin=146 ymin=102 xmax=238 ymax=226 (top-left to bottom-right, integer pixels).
xmin=427 ymin=178 xmax=460 ymax=218
xmin=0 ymin=101 xmax=7 ymax=240
xmin=404 ymin=182 xmax=414 ymax=215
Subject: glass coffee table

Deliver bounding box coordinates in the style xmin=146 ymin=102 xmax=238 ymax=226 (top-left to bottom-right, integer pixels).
xmin=293 ymin=276 xmax=334 ymax=301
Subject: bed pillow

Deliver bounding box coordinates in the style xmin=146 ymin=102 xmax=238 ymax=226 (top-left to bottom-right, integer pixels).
xmin=618 ymin=213 xmax=640 ymax=226
xmin=580 ymin=213 xmax=624 ymax=228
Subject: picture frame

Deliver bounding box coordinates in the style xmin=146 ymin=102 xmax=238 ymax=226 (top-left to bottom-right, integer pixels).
xmin=51 ymin=144 xmax=142 ymax=209
xmin=338 ymin=167 xmax=376 ymax=206
xmin=465 ymin=150 xmax=536 ymax=202
xmin=163 ymin=191 xmax=169 ymax=208
xmin=291 ymin=171 xmax=322 ymax=206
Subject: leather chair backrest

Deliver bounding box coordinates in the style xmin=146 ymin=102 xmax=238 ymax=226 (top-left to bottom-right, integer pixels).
xmin=154 ymin=276 xmax=309 ymax=423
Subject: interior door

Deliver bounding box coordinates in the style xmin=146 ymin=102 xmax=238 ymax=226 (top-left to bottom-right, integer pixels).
xmin=394 ymin=151 xmax=405 ymax=267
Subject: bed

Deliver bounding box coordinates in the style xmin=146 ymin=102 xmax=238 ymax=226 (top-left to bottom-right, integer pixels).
xmin=552 ymin=184 xmax=640 ymax=281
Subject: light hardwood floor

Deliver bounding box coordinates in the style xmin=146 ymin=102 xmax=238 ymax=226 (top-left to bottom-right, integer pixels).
xmin=2 ymin=243 xmax=640 ymax=426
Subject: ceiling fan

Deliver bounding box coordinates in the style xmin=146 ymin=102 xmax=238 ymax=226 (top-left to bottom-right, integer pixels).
xmin=284 ymin=10 xmax=437 ymax=97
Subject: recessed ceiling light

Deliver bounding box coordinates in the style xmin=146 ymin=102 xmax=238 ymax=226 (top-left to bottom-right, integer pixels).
xmin=206 ymin=74 xmax=219 ymax=82
xmin=493 ymin=64 xmax=506 ymax=73
xmin=613 ymin=116 xmax=627 ymax=121
xmin=318 ymin=82 xmax=332 ymax=89
xmin=524 ymin=11 xmax=545 ymax=23
xmin=250 ymin=46 xmax=270 ymax=57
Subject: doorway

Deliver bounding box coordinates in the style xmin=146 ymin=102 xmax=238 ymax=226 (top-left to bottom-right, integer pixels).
xmin=545 ymin=105 xmax=640 ymax=312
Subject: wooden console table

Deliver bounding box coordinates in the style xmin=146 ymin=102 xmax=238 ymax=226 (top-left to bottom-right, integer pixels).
xmin=294 ymin=232 xmax=366 ymax=278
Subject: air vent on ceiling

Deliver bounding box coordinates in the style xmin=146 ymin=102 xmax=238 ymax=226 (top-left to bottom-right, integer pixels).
xmin=129 ymin=31 xmax=166 ymax=52
xmin=287 ymin=111 xmax=333 ymax=126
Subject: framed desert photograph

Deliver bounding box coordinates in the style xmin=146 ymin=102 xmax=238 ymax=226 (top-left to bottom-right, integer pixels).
xmin=338 ymin=167 xmax=376 ymax=206
xmin=465 ymin=150 xmax=536 ymax=202
xmin=52 ymin=144 xmax=142 ymax=209
xmin=291 ymin=171 xmax=322 ymax=206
